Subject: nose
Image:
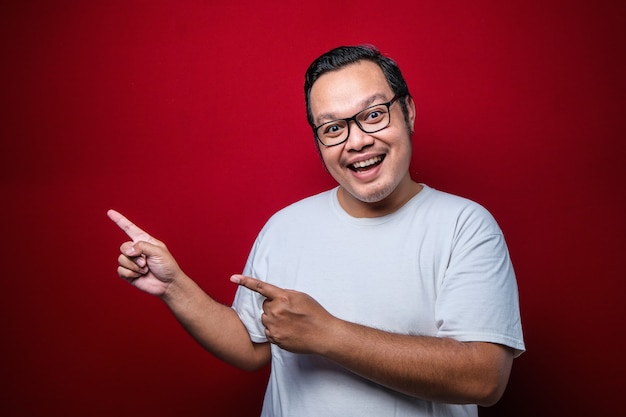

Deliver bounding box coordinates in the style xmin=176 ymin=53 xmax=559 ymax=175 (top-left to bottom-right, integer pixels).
xmin=345 ymin=120 xmax=374 ymax=152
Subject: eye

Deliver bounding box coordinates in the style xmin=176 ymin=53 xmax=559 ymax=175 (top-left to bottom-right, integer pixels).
xmin=321 ymin=122 xmax=346 ymax=138
xmin=360 ymin=106 xmax=387 ymax=124
xmin=366 ymin=110 xmax=383 ymax=120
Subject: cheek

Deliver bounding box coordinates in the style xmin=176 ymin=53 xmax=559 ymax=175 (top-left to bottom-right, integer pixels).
xmin=320 ymin=148 xmax=340 ymax=169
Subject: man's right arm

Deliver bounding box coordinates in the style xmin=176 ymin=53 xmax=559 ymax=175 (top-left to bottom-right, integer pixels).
xmin=161 ymin=272 xmax=271 ymax=371
xmin=108 ymin=209 xmax=271 ymax=371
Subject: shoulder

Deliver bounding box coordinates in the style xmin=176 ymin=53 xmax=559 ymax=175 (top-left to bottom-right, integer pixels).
xmin=420 ymin=184 xmax=480 ymax=208
xmin=418 ymin=185 xmax=502 ymax=234
xmin=257 ymin=188 xmax=336 ymax=236
xmin=271 ymin=188 xmax=334 ymax=219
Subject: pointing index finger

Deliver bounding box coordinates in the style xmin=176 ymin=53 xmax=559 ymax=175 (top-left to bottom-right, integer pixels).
xmin=107 ymin=209 xmax=154 ymax=243
xmin=230 ymin=275 xmax=282 ymax=300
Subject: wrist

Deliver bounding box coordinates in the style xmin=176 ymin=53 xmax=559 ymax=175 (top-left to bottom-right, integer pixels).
xmin=159 ymin=271 xmax=192 ymax=303
xmin=315 ymin=316 xmax=350 ymax=357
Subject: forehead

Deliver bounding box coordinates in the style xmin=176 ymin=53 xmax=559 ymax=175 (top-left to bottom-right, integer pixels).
xmin=309 ymin=61 xmax=393 ymax=124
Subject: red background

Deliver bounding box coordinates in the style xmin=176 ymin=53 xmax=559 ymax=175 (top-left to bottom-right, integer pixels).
xmin=1 ymin=1 xmax=624 ymax=416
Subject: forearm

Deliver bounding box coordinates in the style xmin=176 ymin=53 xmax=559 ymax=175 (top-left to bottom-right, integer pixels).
xmin=161 ymin=274 xmax=270 ymax=371
xmin=319 ymin=319 xmax=513 ymax=406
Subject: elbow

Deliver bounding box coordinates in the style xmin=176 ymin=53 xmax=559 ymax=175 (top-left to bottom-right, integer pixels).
xmin=237 ymin=359 xmax=269 ymax=373
xmin=473 ymin=343 xmax=514 ymax=407
xmin=473 ymin=364 xmax=512 ymax=407
xmin=231 ymin=342 xmax=271 ymax=372
xmin=475 ymin=382 xmax=506 ymax=407
xmin=227 ymin=353 xmax=270 ymax=372
xmin=428 ymin=374 xmax=508 ymax=407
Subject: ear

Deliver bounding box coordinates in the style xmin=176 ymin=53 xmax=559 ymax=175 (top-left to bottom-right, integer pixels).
xmin=405 ymin=95 xmax=417 ymax=134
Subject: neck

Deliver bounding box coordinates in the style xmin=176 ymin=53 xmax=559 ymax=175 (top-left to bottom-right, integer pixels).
xmin=338 ymin=175 xmax=423 ymax=218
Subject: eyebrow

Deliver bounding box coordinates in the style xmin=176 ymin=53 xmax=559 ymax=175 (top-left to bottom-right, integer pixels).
xmin=315 ymin=93 xmax=391 ymax=125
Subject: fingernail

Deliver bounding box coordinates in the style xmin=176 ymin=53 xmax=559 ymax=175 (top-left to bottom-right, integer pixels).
xmin=230 ymin=275 xmax=241 ymax=284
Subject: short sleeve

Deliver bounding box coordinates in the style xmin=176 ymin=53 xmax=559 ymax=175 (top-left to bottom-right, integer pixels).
xmin=435 ymin=204 xmax=525 ymax=355
xmin=231 ymin=236 xmax=269 ymax=343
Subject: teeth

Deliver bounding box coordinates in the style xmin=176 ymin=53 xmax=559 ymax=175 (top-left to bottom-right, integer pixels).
xmin=352 ymin=156 xmax=382 ymax=169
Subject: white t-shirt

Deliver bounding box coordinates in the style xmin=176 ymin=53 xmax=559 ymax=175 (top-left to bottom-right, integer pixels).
xmin=232 ymin=184 xmax=525 ymax=417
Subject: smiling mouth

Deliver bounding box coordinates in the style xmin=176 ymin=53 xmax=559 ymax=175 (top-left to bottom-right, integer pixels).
xmin=349 ymin=155 xmax=385 ymax=172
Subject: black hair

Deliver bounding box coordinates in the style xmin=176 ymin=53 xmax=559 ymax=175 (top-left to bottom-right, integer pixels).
xmin=304 ymin=44 xmax=412 ymax=129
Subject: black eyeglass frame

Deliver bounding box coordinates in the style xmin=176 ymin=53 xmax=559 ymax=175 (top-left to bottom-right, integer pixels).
xmin=312 ymin=95 xmax=403 ymax=147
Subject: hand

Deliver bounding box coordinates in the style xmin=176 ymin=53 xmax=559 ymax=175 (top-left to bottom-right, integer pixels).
xmin=108 ymin=209 xmax=184 ymax=297
xmin=230 ymin=274 xmax=337 ymax=354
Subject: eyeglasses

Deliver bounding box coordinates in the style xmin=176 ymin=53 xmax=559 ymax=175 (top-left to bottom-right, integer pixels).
xmin=313 ymin=96 xmax=402 ymax=147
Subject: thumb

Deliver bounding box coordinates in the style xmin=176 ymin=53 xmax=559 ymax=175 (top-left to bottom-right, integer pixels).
xmin=123 ymin=240 xmax=161 ymax=258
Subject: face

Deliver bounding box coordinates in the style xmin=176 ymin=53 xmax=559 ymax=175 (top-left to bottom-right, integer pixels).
xmin=309 ymin=60 xmax=417 ymax=217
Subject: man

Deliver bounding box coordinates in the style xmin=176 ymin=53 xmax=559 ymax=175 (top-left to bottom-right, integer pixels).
xmin=110 ymin=45 xmax=524 ymax=416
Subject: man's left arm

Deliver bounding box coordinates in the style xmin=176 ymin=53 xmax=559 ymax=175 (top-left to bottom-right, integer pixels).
xmin=230 ymin=274 xmax=514 ymax=407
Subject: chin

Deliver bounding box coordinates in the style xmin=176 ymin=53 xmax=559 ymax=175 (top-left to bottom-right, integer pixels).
xmin=350 ymin=183 xmax=396 ymax=204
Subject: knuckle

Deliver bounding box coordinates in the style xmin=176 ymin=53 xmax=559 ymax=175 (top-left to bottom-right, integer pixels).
xmin=117 ymin=266 xmax=135 ymax=279
xmin=276 ymin=294 xmax=290 ymax=304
